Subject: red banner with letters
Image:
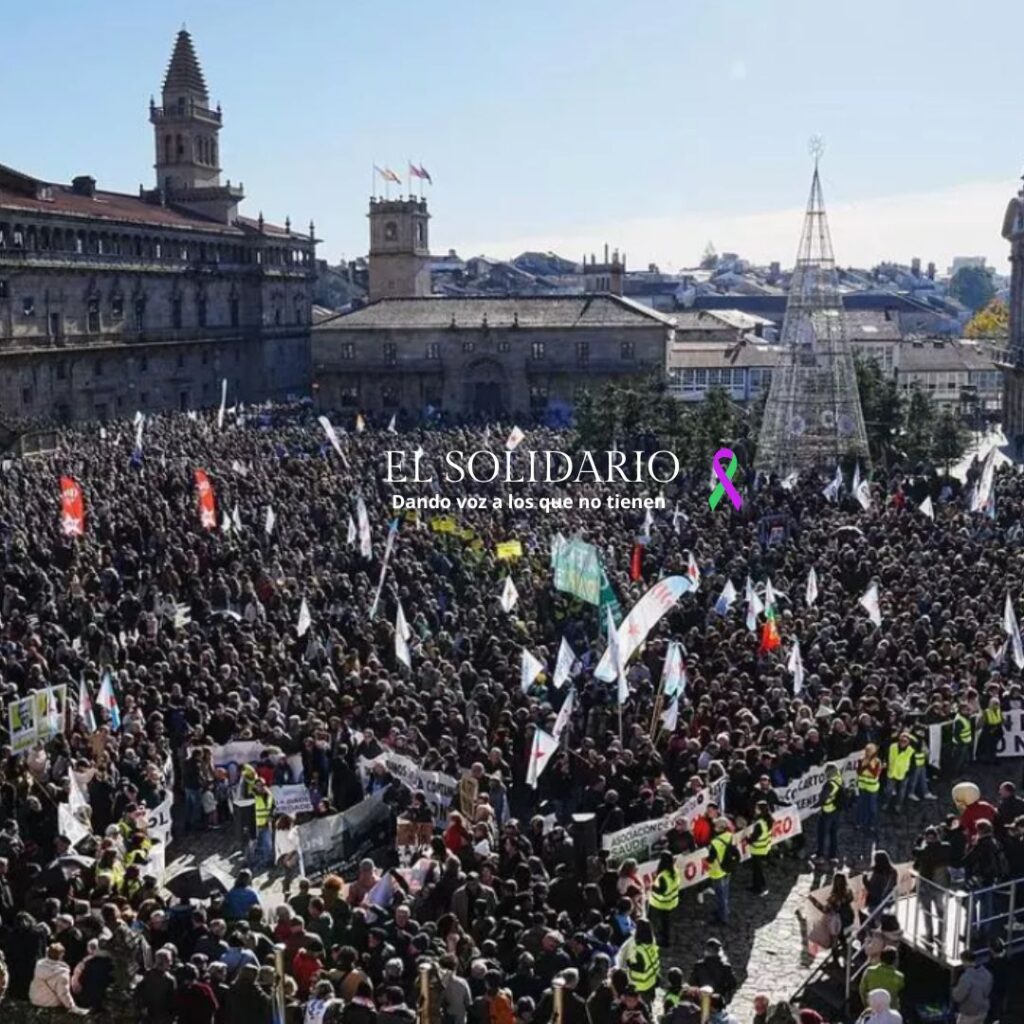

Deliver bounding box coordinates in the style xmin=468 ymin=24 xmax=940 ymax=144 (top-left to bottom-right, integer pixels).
xmin=60 ymin=476 xmax=85 ymax=537
xmin=194 ymin=469 xmax=217 ymax=530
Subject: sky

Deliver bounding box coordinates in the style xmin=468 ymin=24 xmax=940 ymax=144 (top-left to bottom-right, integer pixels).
xmin=3 ymin=0 xmax=1024 ymax=273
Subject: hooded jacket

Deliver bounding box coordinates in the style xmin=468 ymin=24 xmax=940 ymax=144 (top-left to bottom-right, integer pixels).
xmin=952 ymin=964 xmax=993 ymax=1017
xmin=29 ymin=956 xmax=78 ymax=1010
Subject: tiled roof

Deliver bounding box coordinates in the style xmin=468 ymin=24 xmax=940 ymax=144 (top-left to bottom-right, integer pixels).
xmin=673 ymin=309 xmax=774 ymax=331
xmin=897 ymin=341 xmax=996 ymax=373
xmin=163 ymin=30 xmax=208 ymax=99
xmin=667 ymin=341 xmax=782 ymax=369
xmin=315 ymin=294 xmax=676 ymax=331
xmin=844 ymin=309 xmax=903 ymax=341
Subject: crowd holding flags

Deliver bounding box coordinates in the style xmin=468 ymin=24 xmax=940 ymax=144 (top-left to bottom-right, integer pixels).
xmin=194 ymin=470 xmax=217 ymax=530
xmin=60 ymin=476 xmax=85 ymax=537
xmin=395 ymin=601 xmax=412 ymax=670
xmin=97 ymin=672 xmax=121 ymax=731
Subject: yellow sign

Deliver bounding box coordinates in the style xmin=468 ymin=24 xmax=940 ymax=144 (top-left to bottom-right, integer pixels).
xmin=458 ymin=527 xmax=476 ymax=542
xmin=496 ymin=540 xmax=523 ymax=560
xmin=431 ymin=516 xmax=456 ymax=533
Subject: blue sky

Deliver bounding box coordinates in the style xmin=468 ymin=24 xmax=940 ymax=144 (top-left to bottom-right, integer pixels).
xmin=4 ymin=0 xmax=1023 ymax=271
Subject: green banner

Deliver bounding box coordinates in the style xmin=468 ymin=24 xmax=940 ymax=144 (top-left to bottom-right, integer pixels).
xmin=598 ymin=564 xmax=623 ymax=634
xmin=553 ymin=538 xmax=603 ymax=605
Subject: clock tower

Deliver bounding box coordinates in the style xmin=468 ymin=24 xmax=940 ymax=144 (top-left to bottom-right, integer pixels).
xmin=367 ymin=196 xmax=431 ymax=301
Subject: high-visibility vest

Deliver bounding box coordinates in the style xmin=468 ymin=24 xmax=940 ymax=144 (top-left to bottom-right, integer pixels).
xmin=749 ymin=818 xmax=772 ymax=857
xmin=887 ymin=744 xmax=913 ymax=782
xmin=629 ymin=943 xmax=660 ymax=992
xmin=912 ymin=738 xmax=927 ymax=767
xmin=663 ymin=992 xmax=681 ymax=1011
xmin=857 ymin=760 xmax=880 ymax=793
xmin=822 ymin=779 xmax=842 ymax=814
xmin=953 ymin=714 xmax=973 ymax=746
xmin=254 ymin=792 xmax=275 ymax=828
xmin=707 ymin=833 xmax=733 ymax=880
xmin=984 ymin=705 xmax=1003 ymax=727
xmin=648 ymin=867 xmax=681 ymax=911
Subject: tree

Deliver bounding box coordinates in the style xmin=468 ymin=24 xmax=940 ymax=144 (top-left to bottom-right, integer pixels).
xmin=693 ymin=388 xmax=737 ymax=471
xmin=903 ymin=388 xmax=936 ymax=465
xmin=854 ymin=356 xmax=903 ymax=465
xmin=700 ymin=242 xmax=718 ymax=270
xmin=949 ymin=265 xmax=996 ymax=312
xmin=931 ymin=407 xmax=970 ymax=475
xmin=964 ymin=298 xmax=1010 ymax=339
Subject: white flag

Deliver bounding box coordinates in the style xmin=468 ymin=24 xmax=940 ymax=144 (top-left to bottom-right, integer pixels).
xmin=356 ymin=413 xmax=366 ymax=433
xmin=506 ymin=425 xmax=526 ymax=451
xmin=552 ymin=687 xmax=575 ymax=741
xmin=553 ymin=638 xmax=576 ymax=690
xmin=860 ymin=583 xmax=882 ymax=627
xmin=217 ymin=378 xmax=228 ymax=430
xmin=661 ymin=697 xmax=679 ymax=733
xmin=672 ymin=503 xmax=687 ymax=535
xmin=520 ymin=648 xmax=545 ymax=693
xmin=787 ymin=640 xmax=805 ymax=694
xmin=356 ymin=497 xmax=372 ymax=558
xmin=662 ymin=641 xmax=686 ymax=699
xmin=971 ymin=449 xmax=997 ymax=512
xmin=395 ymin=601 xmax=412 ymax=669
xmin=606 ymin=606 xmax=629 ymax=704
xmin=499 ymin=576 xmax=519 ymax=613
xmin=347 ymin=515 xmax=357 ymax=546
xmin=745 ymin=576 xmax=763 ymax=633
xmin=232 ymin=505 xmax=243 ymax=533
xmin=806 ymin=567 xmax=819 ymax=607
xmin=919 ymin=496 xmax=934 ymax=520
xmin=1003 ymin=593 xmax=1024 ymax=669
xmin=714 ymin=579 xmax=737 ymax=615
xmin=265 ymin=506 xmax=276 ymax=536
xmin=686 ymin=551 xmax=700 ymax=590
xmin=297 ymin=598 xmax=312 ymax=638
xmin=220 ymin=511 xmax=231 ymax=534
xmin=78 ymin=678 xmax=96 ymax=733
xmin=823 ymin=466 xmax=842 ymax=502
xmin=318 ymin=415 xmax=350 ymax=467
xmin=100 ymin=426 xmax=108 ymax=440
xmin=527 ymin=728 xmax=559 ymax=789
xmin=781 ymin=471 xmax=798 ymax=491
xmin=231 ymin=460 xmax=248 ymax=476
xmin=387 ymin=414 xmax=397 ymax=433
xmin=764 ymin=577 xmax=777 ymax=612
xmin=134 ymin=413 xmax=145 ymax=452
xmin=855 ymin=478 xmax=871 ymax=511
xmin=852 ymin=462 xmax=861 ymax=494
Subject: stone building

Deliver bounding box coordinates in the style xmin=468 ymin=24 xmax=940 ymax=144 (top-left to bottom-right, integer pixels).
xmin=1002 ymin=179 xmax=1024 ymax=438
xmin=313 ymin=197 xmax=672 ymax=420
xmin=0 ymin=29 xmax=315 ymax=424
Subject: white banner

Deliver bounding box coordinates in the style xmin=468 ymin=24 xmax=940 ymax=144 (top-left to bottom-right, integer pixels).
xmin=7 ymin=696 xmax=37 ymax=754
xmin=774 ymin=751 xmax=862 ymax=820
xmin=272 ymin=784 xmax=314 ymax=818
xmin=997 ymin=709 xmax=1024 ymax=758
xmin=208 ymin=741 xmax=304 ymax=785
xmin=359 ymin=751 xmax=457 ymax=824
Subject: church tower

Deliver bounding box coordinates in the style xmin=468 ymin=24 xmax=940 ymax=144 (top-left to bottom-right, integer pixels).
xmin=367 ymin=196 xmax=431 ymax=301
xmin=1001 ymin=175 xmax=1024 ymax=440
xmin=149 ymin=28 xmax=243 ymax=223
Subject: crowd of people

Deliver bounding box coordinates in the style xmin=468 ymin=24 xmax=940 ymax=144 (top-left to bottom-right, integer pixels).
xmin=0 ymin=402 xmax=1022 ymax=1024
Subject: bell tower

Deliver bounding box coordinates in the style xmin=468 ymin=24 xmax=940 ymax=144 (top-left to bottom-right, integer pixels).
xmin=367 ymin=196 xmax=431 ymax=301
xmin=149 ymin=28 xmax=243 ymax=223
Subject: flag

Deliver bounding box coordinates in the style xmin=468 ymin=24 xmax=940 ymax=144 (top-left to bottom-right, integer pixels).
xmin=231 ymin=460 xmax=248 ymax=476
xmin=297 ymin=598 xmax=312 ymax=638
xmin=395 ymin=601 xmax=412 ymax=669
xmin=194 ymin=470 xmax=217 ymax=530
xmin=520 ymin=648 xmax=545 ymax=693
xmin=265 ymin=506 xmax=276 ymax=536
xmin=781 ymin=471 xmax=799 ymax=491
xmin=822 ymin=466 xmax=842 ymax=502
xmin=759 ymin=604 xmax=781 ymax=654
xmin=919 ymin=496 xmax=934 ymax=520
xmin=347 ymin=515 xmax=357 ymax=546
xmin=971 ymin=449 xmax=997 ymax=513
xmin=860 ymin=583 xmax=882 ymax=627
xmin=221 ymin=511 xmax=231 ymax=534
xmin=852 ymin=462 xmax=861 ymax=494
xmin=499 ymin=576 xmax=519 ymax=613
xmin=553 ymin=638 xmax=576 ymax=690
xmin=387 ymin=414 xmax=397 ymax=433
xmin=787 ymin=640 xmax=805 ymax=694
xmin=986 ymin=485 xmax=997 ymax=521
xmin=552 ymin=687 xmax=574 ymax=741
xmin=686 ymin=551 xmax=701 ymax=590
xmin=134 ymin=412 xmax=145 ymax=453
xmin=410 ymin=163 xmax=432 ymax=184
xmin=217 ymin=378 xmax=228 ymax=430
xmin=506 ymin=425 xmax=525 ymax=451
xmin=661 ymin=696 xmax=679 ymax=734
xmin=78 ymin=678 xmax=96 ymax=733
xmin=527 ymin=728 xmax=559 ymax=788
xmin=356 ymin=497 xmax=372 ymax=558
xmin=764 ymin=577 xmax=778 ymax=612
xmin=374 ymin=164 xmax=401 ymax=185
xmin=1004 ymin=593 xmax=1024 ymax=669
xmin=672 ymin=503 xmax=686 ymax=535
xmin=60 ymin=476 xmax=85 ymax=537
xmin=355 ymin=413 xmax=366 ymax=433
xmin=855 ymin=479 xmax=871 ymax=511
xmin=662 ymin=641 xmax=686 ymax=699
xmin=806 ymin=567 xmax=819 ymax=607
xmin=232 ymin=505 xmax=243 ymax=533
xmin=745 ymin=577 xmax=763 ymax=633
xmin=97 ymin=672 xmax=120 ymax=731
xmin=318 ymin=415 xmax=350 ymax=467
xmin=714 ymin=580 xmax=737 ymax=615
xmin=606 ymin=605 xmax=629 ymax=705
xmin=629 ymin=543 xmax=643 ymax=582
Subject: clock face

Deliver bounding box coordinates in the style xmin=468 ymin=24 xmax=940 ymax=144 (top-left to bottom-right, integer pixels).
xmin=384 ymin=221 xmax=398 ymax=242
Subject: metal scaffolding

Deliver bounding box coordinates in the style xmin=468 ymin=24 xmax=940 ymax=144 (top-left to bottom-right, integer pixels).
xmin=755 ymin=149 xmax=870 ymax=476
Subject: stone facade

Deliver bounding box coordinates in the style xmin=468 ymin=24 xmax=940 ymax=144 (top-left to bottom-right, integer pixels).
xmin=367 ymin=197 xmax=431 ymax=301
xmin=312 ymin=294 xmax=672 ymax=420
xmin=0 ymin=29 xmax=315 ymax=425
xmin=1002 ymin=184 xmax=1024 ymax=438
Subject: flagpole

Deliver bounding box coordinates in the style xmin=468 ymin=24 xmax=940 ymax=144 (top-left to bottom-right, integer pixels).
xmin=369 ymin=522 xmax=398 ymax=619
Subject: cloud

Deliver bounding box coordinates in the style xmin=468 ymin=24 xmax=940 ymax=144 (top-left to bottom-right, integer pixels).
xmin=729 ymin=59 xmax=747 ymax=81
xmin=458 ymin=179 xmax=1015 ymax=273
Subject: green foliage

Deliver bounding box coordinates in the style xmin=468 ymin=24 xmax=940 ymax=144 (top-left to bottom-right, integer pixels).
xmin=964 ymin=298 xmax=1010 ymax=339
xmin=932 ymin=407 xmax=971 ymax=473
xmin=903 ymin=388 xmax=936 ymax=464
xmin=855 ymin=356 xmax=904 ymax=464
xmin=949 ymin=265 xmax=996 ymax=312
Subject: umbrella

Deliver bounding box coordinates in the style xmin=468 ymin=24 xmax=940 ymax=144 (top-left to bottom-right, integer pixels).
xmin=164 ymin=865 xmax=235 ymax=900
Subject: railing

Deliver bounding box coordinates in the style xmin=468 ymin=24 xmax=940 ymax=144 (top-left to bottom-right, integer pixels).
xmin=845 ymin=886 xmax=901 ymax=1001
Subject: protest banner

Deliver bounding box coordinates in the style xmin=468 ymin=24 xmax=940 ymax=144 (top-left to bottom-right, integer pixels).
xmin=209 ymin=740 xmax=305 ymax=785
xmin=996 ymin=708 xmax=1024 ymax=758
xmin=458 ymin=775 xmax=479 ymax=818
xmin=272 ymin=784 xmax=315 ymax=818
xmin=296 ymin=796 xmax=392 ymax=875
xmin=773 ymin=751 xmax=862 ymax=820
xmin=358 ymin=751 xmax=457 ymax=824
xmin=34 ymin=684 xmax=67 ymax=741
xmin=430 ymin=516 xmax=456 ymax=534
xmin=553 ymin=538 xmax=602 ymax=605
xmin=496 ymin=540 xmax=523 ymax=560
xmin=7 ymin=696 xmax=37 ymax=755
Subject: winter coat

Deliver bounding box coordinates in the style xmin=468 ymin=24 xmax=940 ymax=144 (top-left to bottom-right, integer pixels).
xmin=29 ymin=956 xmax=77 ymax=1010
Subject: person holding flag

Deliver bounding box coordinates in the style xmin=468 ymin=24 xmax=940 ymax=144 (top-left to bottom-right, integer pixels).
xmin=96 ymin=672 xmax=120 ymax=731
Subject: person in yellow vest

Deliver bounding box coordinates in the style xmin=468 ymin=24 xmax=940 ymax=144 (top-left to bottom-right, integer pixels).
xmin=977 ymin=693 xmax=1004 ymax=765
xmin=907 ymin=728 xmax=937 ymax=803
xmin=626 ymin=918 xmax=660 ymax=1005
xmin=706 ymin=817 xmax=736 ymax=925
xmin=251 ymin=779 xmax=276 ymax=869
xmin=647 ymin=851 xmax=681 ymax=947
xmin=885 ymin=732 xmax=915 ymax=813
xmin=747 ymin=800 xmax=773 ymax=897
xmin=951 ymin=700 xmax=975 ymax=779
xmin=815 ymin=763 xmax=844 ymax=862
xmin=856 ymin=744 xmax=882 ymax=838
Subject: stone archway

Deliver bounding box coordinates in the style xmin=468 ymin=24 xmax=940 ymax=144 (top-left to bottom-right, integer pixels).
xmin=462 ymin=358 xmax=508 ymax=416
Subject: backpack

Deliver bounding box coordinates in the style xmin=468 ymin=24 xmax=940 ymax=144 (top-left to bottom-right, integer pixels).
xmin=490 ymin=990 xmax=515 ymax=1024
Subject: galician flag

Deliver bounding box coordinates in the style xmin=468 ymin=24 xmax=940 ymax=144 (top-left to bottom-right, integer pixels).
xmin=499 ymin=576 xmax=519 ymax=613
xmin=919 ymin=496 xmax=934 ymax=520
xmin=520 ymin=648 xmax=545 ymax=693
xmin=527 ymin=728 xmax=559 ymax=789
xmin=297 ymin=598 xmax=312 ymax=638
xmin=553 ymin=638 xmax=576 ymax=690
xmin=806 ymin=567 xmax=819 ymax=607
xmin=78 ymin=678 xmax=96 ymax=733
xmin=1004 ymin=593 xmax=1024 ymax=669
xmin=860 ymin=583 xmax=882 ymax=627
xmin=552 ymin=687 xmax=575 ymax=741
xmin=662 ymin=641 xmax=686 ymax=699
xmin=357 ymin=497 xmax=372 ymax=559
xmin=714 ymin=579 xmax=737 ymax=616
xmin=97 ymin=671 xmax=120 ymax=731
xmin=606 ymin=605 xmax=628 ymax=705
xmin=506 ymin=425 xmax=526 ymax=451
xmin=787 ymin=640 xmax=805 ymax=694
xmin=661 ymin=696 xmax=679 ymax=733
xmin=745 ymin=576 xmax=764 ymax=633
xmin=686 ymin=551 xmax=700 ymax=590
xmin=395 ymin=601 xmax=412 ymax=669
xmin=388 ymin=414 xmax=397 ymax=433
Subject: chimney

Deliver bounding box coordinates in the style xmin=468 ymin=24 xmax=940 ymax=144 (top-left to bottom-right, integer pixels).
xmin=71 ymin=175 xmax=96 ymax=198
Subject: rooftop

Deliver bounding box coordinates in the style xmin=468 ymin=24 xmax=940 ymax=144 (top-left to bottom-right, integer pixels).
xmin=667 ymin=340 xmax=782 ymax=370
xmin=163 ymin=29 xmax=208 ymax=100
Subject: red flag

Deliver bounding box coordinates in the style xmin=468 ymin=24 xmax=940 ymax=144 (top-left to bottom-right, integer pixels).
xmin=758 ymin=606 xmax=781 ymax=654
xmin=630 ymin=543 xmax=643 ymax=582
xmin=194 ymin=470 xmax=217 ymax=531
xmin=60 ymin=476 xmax=85 ymax=536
